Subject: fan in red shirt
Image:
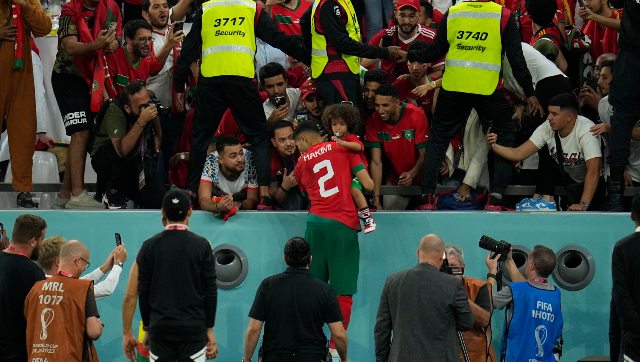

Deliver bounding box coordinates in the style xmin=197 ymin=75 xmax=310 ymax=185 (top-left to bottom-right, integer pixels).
xmin=392 ymin=40 xmax=440 ymax=118
xmin=365 ymin=84 xmax=428 ymax=210
xmin=268 ymin=0 xmax=313 ymax=35
xmin=498 ymin=0 xmax=574 ymax=43
xmin=366 ymin=0 xmax=443 ymax=83
xmin=293 ymin=120 xmax=374 ymax=356
xmin=579 ymin=0 xmax=622 ymax=61
xmin=109 ymin=19 xmax=182 ymax=93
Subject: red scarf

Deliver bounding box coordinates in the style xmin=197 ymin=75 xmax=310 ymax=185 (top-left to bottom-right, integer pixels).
xmin=60 ymin=0 xmax=121 ymax=111
xmin=2 ymin=0 xmax=25 ymax=69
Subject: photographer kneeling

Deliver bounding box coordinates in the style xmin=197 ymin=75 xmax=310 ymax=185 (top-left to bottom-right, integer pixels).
xmin=91 ymin=81 xmax=165 ymax=209
xmin=485 ymin=243 xmax=563 ymax=362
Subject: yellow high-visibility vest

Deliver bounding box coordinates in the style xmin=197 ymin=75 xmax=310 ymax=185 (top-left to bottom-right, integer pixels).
xmin=442 ymin=1 xmax=503 ymax=95
xmin=201 ymin=0 xmax=257 ymax=78
xmin=310 ymin=0 xmax=361 ymax=78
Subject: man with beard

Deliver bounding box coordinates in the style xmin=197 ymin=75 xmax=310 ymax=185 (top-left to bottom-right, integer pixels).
xmin=142 ymin=0 xmax=193 ymax=110
xmin=269 ymin=120 xmax=308 ymax=210
xmin=0 ymin=214 xmax=47 ymax=361
xmin=392 ymin=40 xmax=440 ymax=117
xmin=361 ymin=69 xmax=387 ymax=135
xmin=110 ymin=19 xmax=182 ymax=93
xmin=142 ymin=0 xmax=193 ymax=182
xmin=299 ymin=78 xmax=325 ymax=123
xmin=366 ymin=0 xmax=443 ymax=83
xmin=51 ymin=0 xmax=121 ymax=209
xmin=198 ymin=136 xmax=260 ymax=213
xmin=91 ymin=81 xmax=166 ymax=209
xmin=366 ymin=84 xmax=427 ymax=210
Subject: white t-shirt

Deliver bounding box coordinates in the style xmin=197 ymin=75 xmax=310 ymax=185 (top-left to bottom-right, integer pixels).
xmin=200 ymin=150 xmax=258 ymax=195
xmin=263 ymin=87 xmax=301 ymax=122
xmin=599 ymin=96 xmax=640 ymax=182
xmin=529 ymin=116 xmax=602 ymax=183
xmin=503 ymin=42 xmax=566 ymax=100
xmin=146 ymin=11 xmax=190 ymax=108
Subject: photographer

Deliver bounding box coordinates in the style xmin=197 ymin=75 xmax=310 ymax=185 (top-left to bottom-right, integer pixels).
xmin=445 ymin=245 xmax=495 ymax=362
xmin=91 ymin=81 xmax=165 ymax=209
xmin=375 ymin=234 xmax=472 ymax=361
xmin=485 ymin=244 xmax=563 ymax=362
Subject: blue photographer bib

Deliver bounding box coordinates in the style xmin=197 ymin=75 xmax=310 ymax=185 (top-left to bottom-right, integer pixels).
xmin=501 ymin=282 xmax=563 ymax=362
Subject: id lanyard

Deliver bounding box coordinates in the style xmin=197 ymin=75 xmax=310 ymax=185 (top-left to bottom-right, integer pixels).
xmin=6 ymin=245 xmax=29 ymax=258
xmin=531 ymin=277 xmax=548 ymax=283
xmin=58 ymin=270 xmax=74 ymax=278
xmin=165 ymin=224 xmax=189 ymax=231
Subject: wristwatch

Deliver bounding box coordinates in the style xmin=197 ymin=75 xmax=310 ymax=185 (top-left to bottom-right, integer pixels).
xmin=115 ymin=261 xmax=124 ymax=267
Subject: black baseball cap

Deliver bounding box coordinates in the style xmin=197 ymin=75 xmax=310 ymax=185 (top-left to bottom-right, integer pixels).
xmin=162 ymin=189 xmax=191 ymax=221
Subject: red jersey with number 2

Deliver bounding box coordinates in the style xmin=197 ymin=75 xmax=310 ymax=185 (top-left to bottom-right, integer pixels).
xmin=295 ymin=142 xmax=365 ymax=230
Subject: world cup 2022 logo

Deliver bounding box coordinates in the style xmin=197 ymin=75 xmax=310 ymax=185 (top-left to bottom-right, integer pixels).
xmin=40 ymin=308 xmax=55 ymax=341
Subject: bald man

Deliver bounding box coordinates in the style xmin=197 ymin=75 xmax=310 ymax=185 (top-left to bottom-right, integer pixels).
xmin=24 ymin=240 xmax=103 ymax=361
xmin=374 ymin=234 xmax=473 ymax=362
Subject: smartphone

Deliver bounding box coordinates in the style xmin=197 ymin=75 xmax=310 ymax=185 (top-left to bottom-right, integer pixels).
xmin=172 ymin=21 xmax=184 ymax=33
xmin=115 ymin=233 xmax=122 ymax=246
xmin=274 ymin=96 xmax=286 ymax=108
xmin=382 ymin=35 xmax=393 ymax=47
xmin=577 ymin=0 xmax=584 ymax=6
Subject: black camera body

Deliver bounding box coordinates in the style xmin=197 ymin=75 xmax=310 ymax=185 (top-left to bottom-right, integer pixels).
xmin=479 ymin=235 xmax=511 ymax=261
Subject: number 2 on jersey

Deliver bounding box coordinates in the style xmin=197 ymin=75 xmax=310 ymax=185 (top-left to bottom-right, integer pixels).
xmin=313 ymin=160 xmax=338 ymax=198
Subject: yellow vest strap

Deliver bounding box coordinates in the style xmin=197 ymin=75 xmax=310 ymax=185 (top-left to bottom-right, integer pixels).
xmin=445 ymin=59 xmax=502 ymax=72
xmin=311 ymin=48 xmax=327 ymax=57
xmin=448 ymin=11 xmax=502 ymax=20
xmin=202 ymin=44 xmax=255 ymax=57
xmin=202 ymin=0 xmax=256 ymax=10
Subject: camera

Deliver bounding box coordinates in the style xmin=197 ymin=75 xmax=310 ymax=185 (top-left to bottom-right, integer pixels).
xmin=440 ymin=258 xmax=465 ymax=275
xmin=479 ymin=235 xmax=511 ymax=261
xmin=274 ymin=96 xmax=286 ymax=108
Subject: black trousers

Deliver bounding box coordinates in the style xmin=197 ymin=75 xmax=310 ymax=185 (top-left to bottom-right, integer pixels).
xmin=149 ymin=338 xmax=207 ymax=362
xmin=263 ymin=351 xmax=326 ymax=362
xmin=188 ymin=77 xmax=271 ymax=192
xmin=315 ymin=74 xmax=362 ymax=108
xmin=608 ymin=49 xmax=640 ymax=183
xmin=423 ymin=88 xmax=514 ymax=194
xmin=91 ymin=143 xmax=164 ymax=208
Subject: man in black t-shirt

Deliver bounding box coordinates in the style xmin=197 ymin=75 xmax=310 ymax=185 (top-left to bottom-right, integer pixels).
xmin=0 ymin=214 xmax=47 ymax=361
xmin=243 ymin=237 xmax=347 ymax=362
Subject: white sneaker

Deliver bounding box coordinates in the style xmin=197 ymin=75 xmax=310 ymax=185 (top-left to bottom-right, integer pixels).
xmin=328 ymin=348 xmax=340 ymax=362
xmin=65 ymin=190 xmax=104 ymax=209
xmin=52 ymin=196 xmax=70 ymax=209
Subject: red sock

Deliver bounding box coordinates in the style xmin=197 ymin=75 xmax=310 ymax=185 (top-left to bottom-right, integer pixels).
xmin=330 ymin=295 xmax=352 ymax=349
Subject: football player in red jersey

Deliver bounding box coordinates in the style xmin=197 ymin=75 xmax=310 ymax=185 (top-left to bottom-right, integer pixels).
xmin=293 ymin=120 xmax=373 ymax=357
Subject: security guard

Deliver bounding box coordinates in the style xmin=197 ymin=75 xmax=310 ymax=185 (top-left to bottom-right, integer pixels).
xmin=408 ymin=0 xmax=543 ymax=209
xmin=175 ymin=0 xmax=310 ymax=206
xmin=301 ymin=0 xmax=406 ymax=107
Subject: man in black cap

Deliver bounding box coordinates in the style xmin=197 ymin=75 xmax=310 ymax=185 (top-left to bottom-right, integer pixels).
xmin=122 ymin=189 xmax=219 ymax=361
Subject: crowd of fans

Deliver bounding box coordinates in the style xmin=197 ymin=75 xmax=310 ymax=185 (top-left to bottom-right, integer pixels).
xmin=0 ymin=0 xmax=637 ymax=212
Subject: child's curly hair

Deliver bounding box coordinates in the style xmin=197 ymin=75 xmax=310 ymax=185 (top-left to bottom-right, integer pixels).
xmin=321 ymin=103 xmax=361 ymax=135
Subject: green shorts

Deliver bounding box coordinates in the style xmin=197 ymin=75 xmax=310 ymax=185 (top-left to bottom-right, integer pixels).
xmin=305 ymin=216 xmax=360 ymax=295
xmin=351 ymin=177 xmax=362 ymax=191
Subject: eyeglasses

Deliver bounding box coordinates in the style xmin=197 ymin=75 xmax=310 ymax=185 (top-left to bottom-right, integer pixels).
xmin=135 ymin=37 xmax=154 ymax=44
xmin=76 ymin=257 xmax=91 ymax=270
